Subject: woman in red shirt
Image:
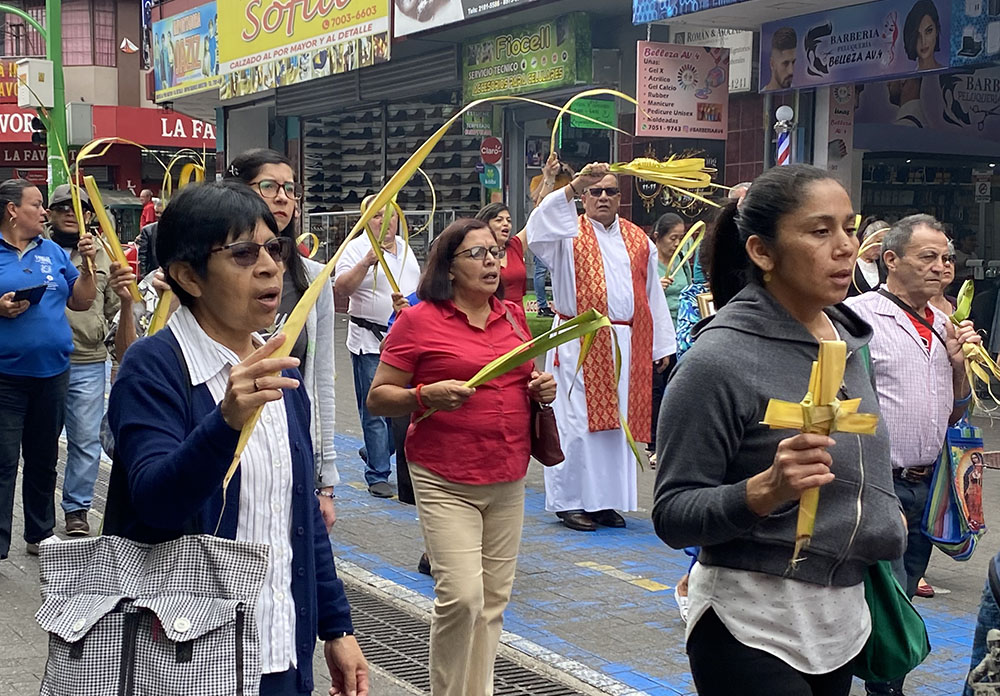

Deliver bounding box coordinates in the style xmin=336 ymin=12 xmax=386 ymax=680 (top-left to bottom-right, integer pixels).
xmin=475 ymin=203 xmax=527 ymax=310
xmin=367 ymin=218 xmax=556 ymax=696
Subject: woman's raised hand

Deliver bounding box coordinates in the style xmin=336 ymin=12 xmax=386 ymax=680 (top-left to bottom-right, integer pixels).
xmin=220 ymin=334 xmax=301 ymax=429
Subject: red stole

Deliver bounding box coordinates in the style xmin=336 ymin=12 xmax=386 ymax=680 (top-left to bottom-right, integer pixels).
xmin=571 ymin=214 xmax=654 ymax=442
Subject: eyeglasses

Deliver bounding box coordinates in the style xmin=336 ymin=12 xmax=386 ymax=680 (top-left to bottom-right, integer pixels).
xmin=253 ymin=179 xmax=303 ymax=201
xmin=452 ymin=245 xmax=506 ymax=261
xmin=587 ymin=186 xmax=620 ymax=197
xmin=210 ymin=237 xmax=293 ymax=267
xmin=49 ymin=204 xmax=90 ymax=214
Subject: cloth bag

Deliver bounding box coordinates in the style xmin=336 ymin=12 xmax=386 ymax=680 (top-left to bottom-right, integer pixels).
xmin=36 ymin=534 xmax=268 ymax=696
xmin=922 ymin=422 xmax=987 ymax=561
xmin=852 ymin=560 xmax=931 ymax=682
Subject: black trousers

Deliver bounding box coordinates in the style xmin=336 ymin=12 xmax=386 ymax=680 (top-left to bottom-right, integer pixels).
xmin=392 ymin=415 xmax=414 ymax=506
xmin=688 ymin=609 xmax=855 ymax=696
xmin=0 ymin=369 xmax=69 ymax=558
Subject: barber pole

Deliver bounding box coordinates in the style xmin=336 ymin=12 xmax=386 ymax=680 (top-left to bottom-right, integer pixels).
xmin=774 ymin=105 xmax=795 ymax=167
xmin=776 ymin=131 xmax=790 ymax=166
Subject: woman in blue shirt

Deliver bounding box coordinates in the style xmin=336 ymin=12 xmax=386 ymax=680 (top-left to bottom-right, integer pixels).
xmin=0 ymin=179 xmax=97 ymax=559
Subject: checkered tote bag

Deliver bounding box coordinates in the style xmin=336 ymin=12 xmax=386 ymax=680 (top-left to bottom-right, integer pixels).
xmin=36 ymin=534 xmax=269 ymax=696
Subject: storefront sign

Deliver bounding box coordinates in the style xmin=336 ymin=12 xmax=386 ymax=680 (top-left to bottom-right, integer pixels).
xmin=92 ymin=106 xmax=216 ymax=148
xmin=760 ymin=0 xmax=952 ymax=92
xmin=854 ymin=64 xmax=1000 ymax=152
xmin=480 ymin=137 xmax=503 ymax=164
xmin=635 ymin=41 xmax=729 ymax=141
xmin=14 ymin=168 xmax=46 ymax=185
xmin=462 ymin=13 xmax=592 ymax=101
xmin=152 ymin=2 xmax=222 ymax=103
xmin=0 ymin=105 xmax=39 ymax=142
xmin=479 ymin=163 xmax=501 ymax=189
xmin=568 ymin=98 xmax=617 ymax=130
xmin=672 ymin=26 xmax=754 ymax=93
xmin=951 ymin=0 xmax=1000 ymax=66
xmin=0 ymin=60 xmax=20 ymax=103
xmin=633 ymin=0 xmax=750 ymax=24
xmin=463 ymin=107 xmax=493 ymax=137
xmin=827 ymin=85 xmax=855 ymax=188
xmin=974 ymin=170 xmax=992 ymax=202
xmin=218 ymin=0 xmax=390 ymax=100
xmin=396 ymin=0 xmax=542 ymax=38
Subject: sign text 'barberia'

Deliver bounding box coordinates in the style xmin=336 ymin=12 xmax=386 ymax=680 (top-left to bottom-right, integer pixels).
xmin=240 ymin=0 xmax=354 ymax=42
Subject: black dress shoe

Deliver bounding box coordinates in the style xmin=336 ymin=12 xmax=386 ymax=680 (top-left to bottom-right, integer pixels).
xmin=591 ymin=509 xmax=626 ymax=528
xmin=557 ymin=511 xmax=597 ymax=532
xmin=417 ymin=553 xmax=431 ymax=576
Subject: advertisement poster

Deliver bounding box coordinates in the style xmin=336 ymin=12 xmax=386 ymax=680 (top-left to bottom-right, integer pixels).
xmin=633 ymin=0 xmax=750 ymax=25
xmin=0 ymin=61 xmax=20 ymax=103
xmin=395 ymin=0 xmax=542 ymax=38
xmin=218 ymin=0 xmax=390 ymax=100
xmin=950 ymin=0 xmax=1000 ymax=65
xmin=827 ymin=85 xmax=855 ymax=187
xmin=152 ymin=1 xmax=222 ymax=103
xmin=760 ymin=0 xmax=952 ymax=92
xmin=635 ymin=41 xmax=730 ymax=141
xmin=462 ymin=13 xmax=591 ymax=101
xmin=673 ymin=26 xmax=754 ymax=93
xmin=854 ymin=65 xmax=1000 ymax=153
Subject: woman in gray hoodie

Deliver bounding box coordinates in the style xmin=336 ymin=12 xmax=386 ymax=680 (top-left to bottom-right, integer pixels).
xmin=653 ymin=164 xmax=906 ymax=696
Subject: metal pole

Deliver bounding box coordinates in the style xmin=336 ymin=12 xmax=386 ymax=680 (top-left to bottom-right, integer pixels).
xmin=45 ymin=0 xmax=66 ymax=191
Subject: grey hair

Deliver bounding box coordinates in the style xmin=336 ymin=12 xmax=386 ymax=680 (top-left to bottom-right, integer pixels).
xmin=860 ymin=219 xmax=890 ymax=243
xmin=882 ymin=213 xmax=945 ymax=258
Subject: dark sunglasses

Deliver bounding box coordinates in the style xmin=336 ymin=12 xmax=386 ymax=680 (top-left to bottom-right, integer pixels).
xmin=452 ymin=245 xmax=506 ymax=261
xmin=50 ymin=203 xmax=91 ymax=214
xmin=254 ymin=179 xmax=303 ymax=201
xmin=210 ymin=237 xmax=293 ymax=267
xmin=587 ymin=186 xmax=620 ymax=197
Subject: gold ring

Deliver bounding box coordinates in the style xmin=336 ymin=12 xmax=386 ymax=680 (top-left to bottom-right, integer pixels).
xmin=253 ymin=378 xmax=260 ymax=392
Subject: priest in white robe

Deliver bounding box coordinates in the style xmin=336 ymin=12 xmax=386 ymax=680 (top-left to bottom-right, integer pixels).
xmin=527 ymin=162 xmax=675 ymax=532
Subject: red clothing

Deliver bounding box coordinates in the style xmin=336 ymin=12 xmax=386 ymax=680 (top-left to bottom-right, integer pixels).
xmin=140 ymin=201 xmax=157 ymax=227
xmin=905 ymin=306 xmax=936 ymax=352
xmin=380 ymin=297 xmax=534 ymax=485
xmin=500 ymin=235 xmax=527 ymax=305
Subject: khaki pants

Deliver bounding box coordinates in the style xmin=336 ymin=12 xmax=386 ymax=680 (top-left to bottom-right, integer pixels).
xmin=409 ymin=463 xmax=526 ymax=696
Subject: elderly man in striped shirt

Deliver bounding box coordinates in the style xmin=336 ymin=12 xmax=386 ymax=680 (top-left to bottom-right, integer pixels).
xmin=847 ymin=213 xmax=980 ymax=696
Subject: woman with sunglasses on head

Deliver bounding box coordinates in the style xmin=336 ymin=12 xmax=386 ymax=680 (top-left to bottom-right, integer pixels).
xmin=106 ymin=182 xmax=368 ymax=696
xmin=228 ymin=149 xmax=339 ymax=531
xmin=367 ymin=218 xmax=556 ymax=696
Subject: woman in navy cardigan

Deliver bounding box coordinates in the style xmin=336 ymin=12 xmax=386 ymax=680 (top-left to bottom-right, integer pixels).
xmin=106 ymin=182 xmax=368 ymax=696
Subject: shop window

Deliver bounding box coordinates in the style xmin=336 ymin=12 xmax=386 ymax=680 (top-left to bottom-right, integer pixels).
xmin=62 ymin=0 xmax=92 ymax=66
xmin=93 ymin=0 xmax=115 ymax=67
xmin=2 ymin=1 xmax=45 ymax=58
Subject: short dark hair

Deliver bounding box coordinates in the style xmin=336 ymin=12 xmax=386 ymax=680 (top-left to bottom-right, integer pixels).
xmin=882 ymin=213 xmax=945 ymax=259
xmin=157 ymin=181 xmax=279 ymax=307
xmin=417 ymin=218 xmax=504 ymax=302
xmin=0 ymin=179 xmax=35 ymax=225
xmin=226 ymin=148 xmax=309 ymax=294
xmin=475 ymin=202 xmax=509 ymax=224
xmin=904 ymin=0 xmax=940 ymax=60
xmin=705 ymin=164 xmax=836 ymax=307
xmin=772 ymin=27 xmax=797 ymax=52
xmin=653 ymin=213 xmax=685 ymax=241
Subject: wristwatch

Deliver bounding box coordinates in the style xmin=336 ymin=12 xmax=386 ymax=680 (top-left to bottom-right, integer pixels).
xmin=329 ymin=631 xmax=355 ymax=640
xmin=315 ymin=488 xmax=336 ymax=499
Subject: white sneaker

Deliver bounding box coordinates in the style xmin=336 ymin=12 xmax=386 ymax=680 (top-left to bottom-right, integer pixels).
xmin=674 ymin=586 xmax=690 ymax=624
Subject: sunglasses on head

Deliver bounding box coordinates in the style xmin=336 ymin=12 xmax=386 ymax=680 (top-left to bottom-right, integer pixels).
xmin=587 ymin=186 xmax=620 ymax=197
xmin=210 ymin=237 xmax=293 ymax=267
xmin=254 ymin=179 xmax=303 ymax=201
xmin=452 ymin=245 xmax=506 ymax=261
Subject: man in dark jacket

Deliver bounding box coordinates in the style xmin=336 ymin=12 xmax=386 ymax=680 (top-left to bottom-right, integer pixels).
xmin=136 ymin=221 xmax=158 ymax=276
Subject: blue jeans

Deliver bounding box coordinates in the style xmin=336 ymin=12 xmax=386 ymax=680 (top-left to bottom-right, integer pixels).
xmin=533 ymin=256 xmax=550 ymax=311
xmin=350 ymin=351 xmax=392 ymax=486
xmin=965 ymin=576 xmax=1000 ymax=696
xmin=62 ymin=362 xmax=106 ymax=513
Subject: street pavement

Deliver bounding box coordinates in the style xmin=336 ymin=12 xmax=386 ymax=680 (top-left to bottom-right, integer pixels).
xmin=0 ymin=312 xmax=996 ymax=695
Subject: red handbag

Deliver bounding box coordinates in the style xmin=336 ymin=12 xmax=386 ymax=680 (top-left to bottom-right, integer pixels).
xmin=504 ymin=309 xmax=565 ymax=467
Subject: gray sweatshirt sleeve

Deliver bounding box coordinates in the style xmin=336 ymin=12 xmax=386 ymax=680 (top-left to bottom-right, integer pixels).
xmin=306 ymin=261 xmax=339 ymax=487
xmin=651 ymin=339 xmax=764 ymax=549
